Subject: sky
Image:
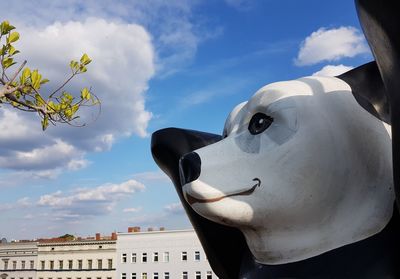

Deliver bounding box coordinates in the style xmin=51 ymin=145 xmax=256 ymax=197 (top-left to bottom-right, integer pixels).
xmin=0 ymin=0 xmax=373 ymax=240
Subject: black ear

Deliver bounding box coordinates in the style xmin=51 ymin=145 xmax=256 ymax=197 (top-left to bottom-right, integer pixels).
xmin=354 ymin=0 xmax=400 ymax=212
xmin=339 ymin=0 xmax=400 ymax=211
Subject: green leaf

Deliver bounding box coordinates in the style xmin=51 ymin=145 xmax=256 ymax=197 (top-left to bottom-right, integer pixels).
xmin=35 ymin=94 xmax=45 ymax=106
xmin=7 ymin=31 xmax=19 ymax=44
xmin=0 ymin=21 xmax=15 ymax=35
xmin=22 ymin=67 xmax=31 ymax=81
xmin=70 ymin=60 xmax=79 ymax=70
xmin=81 ymin=88 xmax=91 ymax=100
xmin=80 ymin=53 xmax=91 ymax=65
xmin=31 ymin=70 xmax=42 ymax=90
xmin=2 ymin=57 xmax=14 ymax=68
xmin=40 ymin=78 xmax=50 ymax=85
xmin=8 ymin=45 xmax=19 ymax=55
xmin=41 ymin=116 xmax=49 ymax=131
xmin=71 ymin=104 xmax=79 ymax=115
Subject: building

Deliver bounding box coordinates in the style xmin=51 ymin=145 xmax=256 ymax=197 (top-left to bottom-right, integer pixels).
xmin=36 ymin=234 xmax=117 ymax=279
xmin=0 ymin=241 xmax=38 ymax=279
xmin=116 ymin=229 xmax=217 ymax=279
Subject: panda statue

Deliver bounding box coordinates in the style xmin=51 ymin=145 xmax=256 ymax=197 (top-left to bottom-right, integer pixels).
xmin=151 ymin=0 xmax=400 ymax=278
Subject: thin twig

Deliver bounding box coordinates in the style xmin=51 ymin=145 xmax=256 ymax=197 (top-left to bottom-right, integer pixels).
xmin=9 ymin=60 xmax=26 ymax=84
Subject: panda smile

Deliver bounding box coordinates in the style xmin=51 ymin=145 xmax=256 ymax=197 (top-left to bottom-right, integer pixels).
xmin=185 ymin=178 xmax=261 ymax=205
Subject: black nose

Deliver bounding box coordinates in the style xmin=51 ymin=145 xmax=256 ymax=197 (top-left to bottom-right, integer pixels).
xmin=179 ymin=152 xmax=201 ymax=185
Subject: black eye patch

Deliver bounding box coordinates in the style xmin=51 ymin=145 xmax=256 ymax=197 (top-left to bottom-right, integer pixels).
xmin=248 ymin=112 xmax=273 ymax=135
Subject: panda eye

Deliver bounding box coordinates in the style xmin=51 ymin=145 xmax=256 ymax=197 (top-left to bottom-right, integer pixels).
xmin=248 ymin=112 xmax=273 ymax=135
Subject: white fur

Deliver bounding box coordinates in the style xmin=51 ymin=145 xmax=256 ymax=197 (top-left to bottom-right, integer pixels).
xmin=182 ymin=76 xmax=395 ymax=265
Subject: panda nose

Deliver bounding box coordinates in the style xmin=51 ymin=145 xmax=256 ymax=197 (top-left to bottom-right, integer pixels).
xmin=179 ymin=152 xmax=201 ymax=185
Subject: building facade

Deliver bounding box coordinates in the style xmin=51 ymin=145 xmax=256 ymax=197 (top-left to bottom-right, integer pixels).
xmin=0 ymin=241 xmax=38 ymax=279
xmin=36 ymin=239 xmax=116 ymax=279
xmin=116 ymin=229 xmax=217 ymax=279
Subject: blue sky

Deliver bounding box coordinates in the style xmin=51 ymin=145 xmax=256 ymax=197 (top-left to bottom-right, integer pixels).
xmin=0 ymin=0 xmax=373 ymax=240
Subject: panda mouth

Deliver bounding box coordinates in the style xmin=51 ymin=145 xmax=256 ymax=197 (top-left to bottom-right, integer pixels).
xmin=185 ymin=178 xmax=261 ymax=205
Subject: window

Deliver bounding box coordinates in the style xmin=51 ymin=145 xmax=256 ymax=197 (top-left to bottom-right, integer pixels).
xmin=141 ymin=273 xmax=147 ymax=279
xmin=3 ymin=259 xmax=9 ymax=270
xmin=142 ymin=253 xmax=147 ymax=263
xmin=68 ymin=260 xmax=73 ymax=269
xmin=21 ymin=260 xmax=26 ymax=269
xmin=131 ymin=253 xmax=137 ymax=263
xmin=182 ymin=272 xmax=188 ymax=279
xmin=108 ymin=259 xmax=112 ymax=269
xmin=131 ymin=273 xmax=136 ymax=279
xmin=59 ymin=260 xmax=63 ymax=270
xmin=78 ymin=260 xmax=82 ymax=270
xmin=121 ymin=273 xmax=126 ymax=279
xmin=163 ymin=252 xmax=169 ymax=262
xmin=88 ymin=260 xmax=92 ymax=270
xmin=194 ymin=251 xmax=200 ymax=261
xmin=13 ymin=261 xmax=17 ymax=269
xmin=50 ymin=261 xmax=54 ymax=270
xmin=206 ymin=271 xmax=212 ymax=279
xmin=122 ymin=253 xmax=127 ymax=263
xmin=97 ymin=259 xmax=102 ymax=269
xmin=153 ymin=273 xmax=158 ymax=279
xmin=195 ymin=271 xmax=201 ymax=279
xmin=164 ymin=273 xmax=169 ymax=279
xmin=181 ymin=251 xmax=187 ymax=261
xmin=153 ymin=252 xmax=158 ymax=262
xmin=30 ymin=261 xmax=34 ymax=269
xmin=41 ymin=261 xmax=45 ymax=270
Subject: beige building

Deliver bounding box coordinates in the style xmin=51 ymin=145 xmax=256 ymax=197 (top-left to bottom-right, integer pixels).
xmin=36 ymin=236 xmax=116 ymax=279
xmin=0 ymin=241 xmax=38 ymax=279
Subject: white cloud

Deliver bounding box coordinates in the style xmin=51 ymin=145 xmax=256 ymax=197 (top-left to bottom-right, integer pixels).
xmin=295 ymin=26 xmax=369 ymax=66
xmin=132 ymin=171 xmax=169 ymax=183
xmin=0 ymin=18 xmax=155 ymax=174
xmin=164 ymin=202 xmax=184 ymax=215
xmin=0 ymin=0 xmax=206 ymax=76
xmin=312 ymin=64 xmax=354 ymax=77
xmin=37 ymin=179 xmax=145 ymax=220
xmin=123 ymin=207 xmax=142 ymax=213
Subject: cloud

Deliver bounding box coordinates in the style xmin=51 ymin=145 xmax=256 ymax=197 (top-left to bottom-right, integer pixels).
xmin=0 ymin=0 xmax=206 ymax=76
xmin=37 ymin=179 xmax=145 ymax=220
xmin=164 ymin=202 xmax=184 ymax=215
xmin=127 ymin=201 xmax=187 ymax=229
xmin=225 ymin=0 xmax=255 ymax=11
xmin=0 ymin=197 xmax=32 ymax=211
xmin=295 ymin=26 xmax=369 ymax=66
xmin=312 ymin=64 xmax=354 ymax=77
xmin=0 ymin=18 xmax=155 ymax=174
xmin=123 ymin=207 xmax=142 ymax=213
xmin=132 ymin=171 xmax=170 ymax=183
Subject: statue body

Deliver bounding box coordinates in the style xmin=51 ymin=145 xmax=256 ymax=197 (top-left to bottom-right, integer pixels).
xmin=152 ymin=0 xmax=400 ymax=278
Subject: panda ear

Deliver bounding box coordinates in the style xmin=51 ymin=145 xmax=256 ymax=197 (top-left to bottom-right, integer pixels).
xmin=353 ymin=0 xmax=400 ymax=211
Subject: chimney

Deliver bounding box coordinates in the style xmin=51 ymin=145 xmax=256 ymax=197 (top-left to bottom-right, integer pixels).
xmin=111 ymin=232 xmax=117 ymax=240
xmin=95 ymin=233 xmax=101 ymax=240
xmin=128 ymin=226 xmax=140 ymax=233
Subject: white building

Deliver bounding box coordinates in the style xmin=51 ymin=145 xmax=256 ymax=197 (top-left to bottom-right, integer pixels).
xmin=0 ymin=241 xmax=38 ymax=279
xmin=36 ymin=237 xmax=116 ymax=279
xmin=116 ymin=229 xmax=217 ymax=279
